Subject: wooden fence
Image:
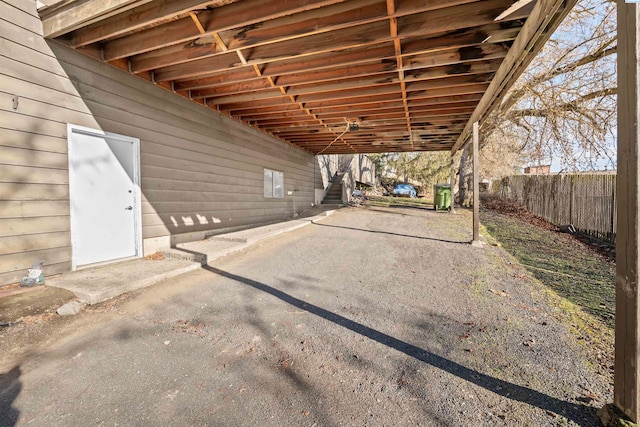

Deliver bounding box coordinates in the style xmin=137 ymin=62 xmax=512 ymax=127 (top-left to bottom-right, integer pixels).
xmin=492 ymin=174 xmax=617 ymax=243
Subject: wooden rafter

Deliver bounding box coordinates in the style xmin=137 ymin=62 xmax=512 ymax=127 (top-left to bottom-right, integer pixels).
xmin=171 ymin=26 xmax=511 ymax=90
xmin=126 ymin=2 xmax=521 ymax=75
xmin=40 ymin=0 xmax=573 ymax=154
xmin=101 ymin=0 xmax=482 ymax=61
xmin=386 ymin=0 xmax=413 ymax=149
xmin=39 ymin=0 xmax=151 ymax=38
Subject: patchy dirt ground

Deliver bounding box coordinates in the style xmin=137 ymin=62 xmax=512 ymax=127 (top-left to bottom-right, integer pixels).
xmin=482 ymin=193 xmax=616 ymax=260
xmin=480 ymin=197 xmax=616 ymax=327
xmin=0 ymin=286 xmax=75 ymax=325
xmin=481 ymin=193 xmax=560 ymax=232
xmin=0 ymin=205 xmax=613 ymax=426
xmin=479 ymin=196 xmax=616 ymax=397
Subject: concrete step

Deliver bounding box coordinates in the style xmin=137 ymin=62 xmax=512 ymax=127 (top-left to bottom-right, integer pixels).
xmin=322 ymin=174 xmax=344 ymax=205
xmin=48 ymin=257 xmax=201 ymax=305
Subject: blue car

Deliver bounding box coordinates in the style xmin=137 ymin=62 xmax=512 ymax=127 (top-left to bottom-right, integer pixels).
xmin=393 ymin=184 xmax=417 ymax=198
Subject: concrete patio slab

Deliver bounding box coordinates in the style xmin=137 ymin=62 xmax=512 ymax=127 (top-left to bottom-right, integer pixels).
xmin=166 ymin=208 xmax=336 ymax=265
xmin=47 ymin=257 xmax=201 ymax=305
xmin=47 ymin=209 xmax=338 ymax=305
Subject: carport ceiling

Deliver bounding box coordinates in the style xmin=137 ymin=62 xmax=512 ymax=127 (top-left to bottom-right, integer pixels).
xmin=39 ymin=0 xmax=574 ymax=154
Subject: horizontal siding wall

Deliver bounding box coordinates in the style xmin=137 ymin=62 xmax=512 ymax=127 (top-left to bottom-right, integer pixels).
xmin=0 ymin=1 xmax=315 ymax=285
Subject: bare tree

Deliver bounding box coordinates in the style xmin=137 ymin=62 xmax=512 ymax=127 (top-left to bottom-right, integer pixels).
xmin=458 ymin=0 xmax=617 ymax=205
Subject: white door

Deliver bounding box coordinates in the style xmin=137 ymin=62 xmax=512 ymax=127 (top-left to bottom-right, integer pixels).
xmin=68 ymin=125 xmax=141 ymax=269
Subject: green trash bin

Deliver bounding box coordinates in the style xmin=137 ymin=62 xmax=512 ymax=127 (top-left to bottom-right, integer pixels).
xmin=433 ymin=184 xmax=451 ymax=210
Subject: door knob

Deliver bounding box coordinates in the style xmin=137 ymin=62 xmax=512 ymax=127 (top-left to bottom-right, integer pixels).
xmin=125 ymin=206 xmax=133 ymax=210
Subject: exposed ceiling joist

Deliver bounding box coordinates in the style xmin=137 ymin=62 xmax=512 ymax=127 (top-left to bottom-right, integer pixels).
xmin=41 ymin=0 xmax=575 ymax=154
xmin=40 ymin=0 xmax=153 ymax=38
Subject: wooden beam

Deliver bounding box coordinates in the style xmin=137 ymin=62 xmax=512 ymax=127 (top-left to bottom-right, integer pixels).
xmin=100 ymin=0 xmax=349 ymax=60
xmin=174 ymin=69 xmax=261 ymax=91
xmin=45 ymin=0 xmax=551 ymax=159
xmin=234 ymin=105 xmax=307 ymax=118
xmin=152 ymin=42 xmax=394 ymax=81
xmin=239 ymin=9 xmax=515 ymax=67
xmin=172 ymin=46 xmax=505 ymax=97
xmin=219 ymin=97 xmax=301 ymax=112
xmin=283 ymin=128 xmax=463 ymax=139
xmin=222 ymin=0 xmax=387 ymax=51
xmin=273 ymin=122 xmax=464 ymax=134
xmin=349 ymin=127 xmax=451 ymax=139
xmin=296 ymin=73 xmax=494 ymax=104
xmin=208 ymin=72 xmax=490 ymax=107
xmin=406 ymin=83 xmax=489 ymax=99
xmin=69 ymin=1 xmax=219 ymax=47
xmin=171 ymin=61 xmax=494 ymax=102
xmin=222 ymin=0 xmax=485 ymax=53
xmin=228 ymin=93 xmax=401 ymax=113
xmin=386 ymin=0 xmax=413 ymax=149
xmin=127 ymin=21 xmax=383 ymax=72
xmin=451 ymin=0 xmax=577 ymax=153
xmin=155 ymin=21 xmax=517 ymax=83
xmin=40 ymin=0 xmax=151 ymax=38
xmin=403 ymin=44 xmax=508 ymax=71
xmin=191 ymin=80 xmax=275 ymax=98
xmin=312 ymin=102 xmax=477 ymax=120
xmin=241 ymin=100 xmax=405 ymax=118
xmin=307 ymin=91 xmax=458 ymax=110
xmin=409 ymin=93 xmax=483 ymax=107
xmin=189 ymin=12 xmax=206 ymax=34
xmin=261 ymin=22 xmax=514 ymax=77
xmin=99 ymin=0 xmax=482 ymax=61
xmin=153 ymin=52 xmax=242 ymax=82
xmin=231 ymin=46 xmax=351 ymax=155
xmin=228 ymin=94 xmax=480 ymax=119
xmin=235 ymin=50 xmax=249 ymax=65
xmin=288 ymin=133 xmax=462 ymax=141
xmin=472 ymin=121 xmax=481 ymax=246
xmin=615 ymin=1 xmax=640 ymax=422
xmin=111 ymin=0 xmax=516 ymax=72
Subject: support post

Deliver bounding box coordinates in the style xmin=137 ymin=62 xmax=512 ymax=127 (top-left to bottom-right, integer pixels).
xmin=471 ymin=122 xmax=481 ymax=246
xmin=449 ymin=155 xmax=457 ymax=214
xmin=615 ymin=1 xmax=640 ymax=421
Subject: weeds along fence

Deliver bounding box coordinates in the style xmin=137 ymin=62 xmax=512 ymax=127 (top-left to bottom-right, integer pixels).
xmin=492 ymin=174 xmax=617 ymax=243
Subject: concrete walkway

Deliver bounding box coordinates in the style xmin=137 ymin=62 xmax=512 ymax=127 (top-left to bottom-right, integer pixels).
xmin=49 ymin=207 xmax=337 ymax=305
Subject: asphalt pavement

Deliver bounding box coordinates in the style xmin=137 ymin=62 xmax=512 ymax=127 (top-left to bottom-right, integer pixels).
xmin=0 ymin=206 xmax=610 ymax=426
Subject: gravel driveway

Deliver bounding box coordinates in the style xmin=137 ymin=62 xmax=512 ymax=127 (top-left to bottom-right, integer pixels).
xmin=0 ymin=205 xmax=610 ymax=426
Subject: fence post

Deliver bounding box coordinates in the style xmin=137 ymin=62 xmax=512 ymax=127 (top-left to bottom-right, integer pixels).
xmin=569 ymin=175 xmax=574 ymax=226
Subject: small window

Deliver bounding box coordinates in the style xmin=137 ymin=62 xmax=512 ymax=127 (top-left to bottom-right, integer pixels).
xmin=264 ymin=169 xmax=284 ymax=198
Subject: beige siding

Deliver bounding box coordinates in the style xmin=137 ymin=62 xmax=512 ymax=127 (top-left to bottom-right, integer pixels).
xmin=0 ymin=1 xmax=316 ymax=285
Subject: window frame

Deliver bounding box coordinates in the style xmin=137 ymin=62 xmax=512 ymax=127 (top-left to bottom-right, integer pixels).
xmin=264 ymin=168 xmax=284 ymax=198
